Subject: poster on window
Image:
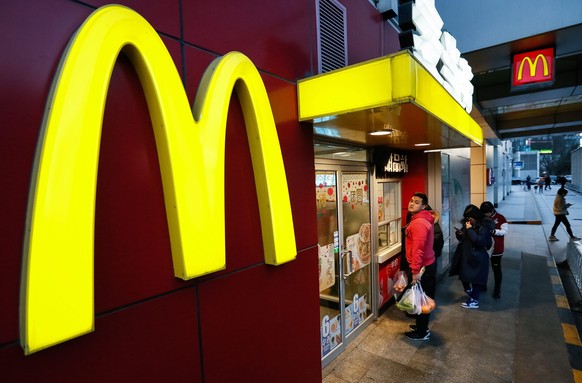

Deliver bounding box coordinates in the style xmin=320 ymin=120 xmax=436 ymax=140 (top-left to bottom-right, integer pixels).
xmin=318 ymin=243 xmax=335 ymax=292
xmin=344 ymin=223 xmax=371 ymax=272
xmin=320 ymin=314 xmax=341 ymax=357
xmin=345 ymin=294 xmax=367 ymax=334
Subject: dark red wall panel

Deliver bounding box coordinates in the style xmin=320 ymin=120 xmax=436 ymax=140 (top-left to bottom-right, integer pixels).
xmin=198 ymin=247 xmax=322 ymax=383
xmin=341 ymin=0 xmax=384 ymax=64
xmin=94 ymin=39 xmax=189 ymax=315
xmin=2 ymin=288 xmax=202 ymax=382
xmin=182 ymin=0 xmax=313 ymax=81
xmin=401 ymin=151 xmax=429 ymax=220
xmin=83 ymin=0 xmax=182 ymax=38
xmin=0 ymin=0 xmax=92 ymax=345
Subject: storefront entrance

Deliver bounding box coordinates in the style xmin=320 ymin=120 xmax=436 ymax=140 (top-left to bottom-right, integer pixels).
xmin=316 ymin=164 xmax=374 ymax=366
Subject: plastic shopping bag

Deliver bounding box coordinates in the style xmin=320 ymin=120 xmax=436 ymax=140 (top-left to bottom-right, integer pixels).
xmin=396 ymin=282 xmax=436 ymax=315
xmin=393 ymin=270 xmax=408 ymax=293
xmin=396 ymin=283 xmax=423 ymax=315
xmin=418 ymin=287 xmax=437 ymax=314
xmin=395 ymin=284 xmax=416 ymax=313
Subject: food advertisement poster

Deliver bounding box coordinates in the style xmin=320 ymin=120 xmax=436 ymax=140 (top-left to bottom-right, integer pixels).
xmin=345 ymin=293 xmax=367 ymax=335
xmin=344 ymin=223 xmax=371 ymax=273
xmin=318 ymin=243 xmax=335 ymax=292
xmin=320 ymin=314 xmax=340 ymax=357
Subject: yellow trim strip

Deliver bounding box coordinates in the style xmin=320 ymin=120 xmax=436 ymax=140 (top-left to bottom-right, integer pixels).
xmin=562 ymin=323 xmax=582 ymax=346
xmin=297 ymin=51 xmax=483 ymax=145
xmin=555 ymin=294 xmax=570 ymax=309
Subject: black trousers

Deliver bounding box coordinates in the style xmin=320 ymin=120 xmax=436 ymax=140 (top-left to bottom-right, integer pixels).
xmin=490 ymin=255 xmax=502 ymax=293
xmin=416 ymin=261 xmax=437 ymax=332
xmin=550 ymin=215 xmax=574 ymax=237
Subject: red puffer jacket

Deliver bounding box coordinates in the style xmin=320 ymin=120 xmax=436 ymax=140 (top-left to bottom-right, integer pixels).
xmin=405 ymin=209 xmax=435 ymax=274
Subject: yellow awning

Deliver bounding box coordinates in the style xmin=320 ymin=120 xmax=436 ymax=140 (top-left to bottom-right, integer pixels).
xmin=297 ymin=50 xmax=483 ymax=149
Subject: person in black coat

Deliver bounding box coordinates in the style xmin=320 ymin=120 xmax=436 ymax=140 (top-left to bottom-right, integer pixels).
xmin=449 ymin=204 xmax=494 ymax=309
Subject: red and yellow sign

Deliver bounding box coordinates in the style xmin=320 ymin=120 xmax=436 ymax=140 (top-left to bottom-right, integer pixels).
xmin=21 ymin=5 xmax=296 ymax=355
xmin=512 ymin=48 xmax=554 ymax=87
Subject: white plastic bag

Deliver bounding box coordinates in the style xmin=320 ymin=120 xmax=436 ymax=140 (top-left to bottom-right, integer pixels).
xmin=396 ymin=282 xmax=435 ymax=315
xmin=393 ymin=270 xmax=408 ymax=293
xmin=395 ymin=284 xmax=416 ymax=313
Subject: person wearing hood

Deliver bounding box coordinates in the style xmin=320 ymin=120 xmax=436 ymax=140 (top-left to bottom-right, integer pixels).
xmin=450 ymin=204 xmax=494 ymax=309
xmin=404 ymin=192 xmax=436 ymax=341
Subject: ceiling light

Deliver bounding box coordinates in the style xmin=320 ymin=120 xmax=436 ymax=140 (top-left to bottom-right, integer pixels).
xmin=414 ymin=143 xmax=431 ymax=147
xmin=368 ymin=130 xmax=393 ymax=136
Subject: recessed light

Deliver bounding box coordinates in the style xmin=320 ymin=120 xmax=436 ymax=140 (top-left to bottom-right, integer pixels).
xmin=368 ymin=130 xmax=392 ymax=136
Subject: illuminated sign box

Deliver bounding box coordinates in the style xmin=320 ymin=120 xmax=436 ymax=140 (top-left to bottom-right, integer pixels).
xmin=512 ymin=47 xmax=555 ymax=88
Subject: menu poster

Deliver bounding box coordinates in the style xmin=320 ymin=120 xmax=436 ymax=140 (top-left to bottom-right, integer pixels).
xmin=318 ymin=243 xmax=335 ymax=292
xmin=345 ymin=294 xmax=367 ymax=334
xmin=320 ymin=314 xmax=341 ymax=357
xmin=344 ymin=223 xmax=371 ymax=273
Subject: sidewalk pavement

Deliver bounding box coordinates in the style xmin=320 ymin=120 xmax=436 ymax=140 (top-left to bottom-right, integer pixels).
xmin=323 ymin=185 xmax=582 ymax=383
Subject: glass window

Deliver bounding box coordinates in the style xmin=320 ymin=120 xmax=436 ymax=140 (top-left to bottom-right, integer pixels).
xmin=376 ymin=181 xmax=401 ymax=252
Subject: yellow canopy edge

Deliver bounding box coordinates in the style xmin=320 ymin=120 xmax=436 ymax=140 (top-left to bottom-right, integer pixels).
xmin=297 ymin=50 xmax=483 ymax=146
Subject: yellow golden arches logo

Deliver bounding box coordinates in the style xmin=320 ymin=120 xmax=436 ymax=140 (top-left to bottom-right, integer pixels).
xmin=517 ymin=54 xmax=549 ymax=81
xmin=21 ymin=5 xmax=296 ymax=354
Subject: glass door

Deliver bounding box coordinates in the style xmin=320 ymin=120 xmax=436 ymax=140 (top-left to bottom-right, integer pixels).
xmin=341 ymin=172 xmax=372 ymax=336
xmin=317 ymin=168 xmax=372 ymax=365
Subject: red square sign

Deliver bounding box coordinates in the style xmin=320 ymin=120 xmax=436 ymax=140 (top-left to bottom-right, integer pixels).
xmin=512 ymin=47 xmax=554 ymax=87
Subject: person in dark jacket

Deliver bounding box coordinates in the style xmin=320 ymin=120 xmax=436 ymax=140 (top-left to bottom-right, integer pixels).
xmin=544 ymin=174 xmax=552 ymax=190
xmin=480 ymin=201 xmax=508 ymax=299
xmin=450 ymin=204 xmax=493 ymax=309
xmin=429 ymin=208 xmax=444 ymax=259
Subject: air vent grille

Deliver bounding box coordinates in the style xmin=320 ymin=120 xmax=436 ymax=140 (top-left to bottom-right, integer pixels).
xmin=317 ymin=0 xmax=347 ymax=73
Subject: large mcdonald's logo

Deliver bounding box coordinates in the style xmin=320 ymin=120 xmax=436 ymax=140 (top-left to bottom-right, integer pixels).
xmin=20 ymin=5 xmax=296 ymax=354
xmin=512 ymin=47 xmax=554 ymax=87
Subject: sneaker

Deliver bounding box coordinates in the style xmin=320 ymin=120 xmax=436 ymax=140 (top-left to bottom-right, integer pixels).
xmin=493 ymin=291 xmax=500 ymax=299
xmin=461 ymin=299 xmax=479 ymax=309
xmin=571 ymin=236 xmax=581 ymax=241
xmin=404 ymin=330 xmax=430 ymax=341
xmin=548 ymin=236 xmax=559 ymax=241
xmin=408 ymin=325 xmax=431 ymax=336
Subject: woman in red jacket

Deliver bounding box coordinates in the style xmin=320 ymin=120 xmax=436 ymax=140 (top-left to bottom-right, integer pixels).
xmin=404 ymin=192 xmax=436 ymax=341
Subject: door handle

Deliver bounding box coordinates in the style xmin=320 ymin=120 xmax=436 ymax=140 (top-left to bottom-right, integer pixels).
xmin=342 ymin=250 xmax=352 ymax=279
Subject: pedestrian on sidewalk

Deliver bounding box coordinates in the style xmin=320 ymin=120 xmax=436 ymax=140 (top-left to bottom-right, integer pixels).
xmin=549 ymin=188 xmax=581 ymax=241
xmin=403 ymin=192 xmax=436 ymax=341
xmin=536 ymin=176 xmax=544 ymax=193
xmin=449 ymin=205 xmax=494 ymax=309
xmin=480 ymin=202 xmax=508 ymax=299
xmin=544 ymin=174 xmax=552 ymax=191
xmin=557 ymin=175 xmax=567 ymax=189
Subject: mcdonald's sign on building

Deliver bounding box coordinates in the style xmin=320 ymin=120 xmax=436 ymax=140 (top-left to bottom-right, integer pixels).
xmin=512 ymin=47 xmax=555 ymax=88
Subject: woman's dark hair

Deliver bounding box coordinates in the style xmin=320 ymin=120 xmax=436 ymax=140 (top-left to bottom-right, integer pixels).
xmin=463 ymin=204 xmax=484 ymax=220
xmin=480 ymin=201 xmax=495 ymax=214
xmin=558 ymin=188 xmax=568 ymax=196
